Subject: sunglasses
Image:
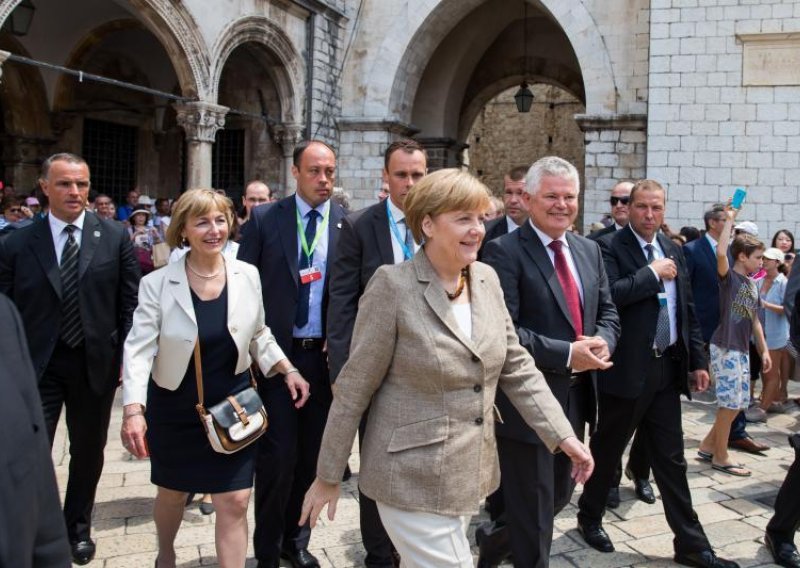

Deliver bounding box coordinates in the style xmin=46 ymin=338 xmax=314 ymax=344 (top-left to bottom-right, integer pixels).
xmin=786 ymin=254 xmax=796 ymax=261
xmin=6 ymin=207 xmax=21 ymax=213
xmin=610 ymin=196 xmax=630 ymax=206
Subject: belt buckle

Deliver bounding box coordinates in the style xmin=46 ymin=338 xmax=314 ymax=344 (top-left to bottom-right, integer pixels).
xmin=301 ymin=338 xmax=314 ymax=349
xmin=653 ymin=348 xmax=663 ymax=358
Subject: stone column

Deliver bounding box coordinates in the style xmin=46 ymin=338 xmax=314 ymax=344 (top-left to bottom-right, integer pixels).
xmin=0 ymin=49 xmax=11 ymax=80
xmin=575 ymin=114 xmax=647 ymax=232
xmin=1 ymin=134 xmax=54 ymax=191
xmin=273 ymin=123 xmax=305 ymax=196
xmin=174 ymin=102 xmax=228 ymax=189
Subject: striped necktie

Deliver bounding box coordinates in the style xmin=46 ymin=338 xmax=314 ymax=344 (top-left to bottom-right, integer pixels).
xmin=60 ymin=225 xmax=84 ymax=347
xmin=645 ymin=244 xmax=671 ymax=354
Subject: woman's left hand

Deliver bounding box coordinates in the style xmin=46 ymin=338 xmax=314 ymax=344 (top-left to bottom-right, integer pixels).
xmin=559 ymin=436 xmax=594 ymax=484
xmin=285 ymin=371 xmax=311 ymax=409
xmin=299 ymin=477 xmax=340 ymax=528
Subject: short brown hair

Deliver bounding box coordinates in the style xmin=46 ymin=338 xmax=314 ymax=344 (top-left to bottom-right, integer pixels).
xmin=630 ymin=179 xmax=666 ymax=202
xmin=384 ymin=139 xmax=427 ymax=170
xmin=166 ymin=188 xmax=235 ymax=249
xmin=507 ymin=165 xmax=528 ymax=182
xmin=731 ymin=233 xmax=765 ymax=261
xmin=404 ymin=169 xmax=490 ymax=244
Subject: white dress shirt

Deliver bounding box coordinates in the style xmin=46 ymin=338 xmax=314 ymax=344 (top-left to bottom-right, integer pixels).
xmin=506 ymin=215 xmax=520 ymax=233
xmin=387 ymin=198 xmax=419 ymax=264
xmin=630 ymin=226 xmax=679 ymax=346
xmin=49 ymin=211 xmax=86 ymax=265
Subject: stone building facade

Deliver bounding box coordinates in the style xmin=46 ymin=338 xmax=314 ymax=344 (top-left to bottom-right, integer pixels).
xmin=0 ymin=0 xmax=797 ymax=236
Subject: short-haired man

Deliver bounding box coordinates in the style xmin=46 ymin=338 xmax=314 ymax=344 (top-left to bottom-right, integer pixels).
xmin=241 ymin=180 xmax=272 ymax=224
xmin=0 ymin=153 xmax=140 ymax=565
xmin=117 ymin=188 xmax=139 ymax=222
xmin=327 ymin=138 xmax=427 ymax=568
xmin=479 ymin=166 xmax=529 ymax=256
xmin=94 ymin=194 xmax=116 ymax=221
xmin=482 ymin=156 xmax=620 ymax=567
xmin=239 ymin=140 xmax=346 ymax=568
xmin=589 ymin=181 xmax=634 ymax=240
xmin=577 ymin=180 xmax=738 ymax=568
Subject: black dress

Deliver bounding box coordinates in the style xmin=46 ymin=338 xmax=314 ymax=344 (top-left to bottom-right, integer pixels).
xmin=146 ymin=285 xmax=255 ymax=493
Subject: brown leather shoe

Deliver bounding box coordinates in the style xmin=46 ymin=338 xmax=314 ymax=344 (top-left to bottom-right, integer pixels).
xmin=728 ymin=436 xmax=769 ymax=454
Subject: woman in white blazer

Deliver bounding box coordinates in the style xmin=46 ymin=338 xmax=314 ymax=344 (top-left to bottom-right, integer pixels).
xmin=120 ymin=189 xmax=310 ymax=568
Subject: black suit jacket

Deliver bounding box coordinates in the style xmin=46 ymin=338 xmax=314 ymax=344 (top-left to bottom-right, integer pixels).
xmin=237 ymin=194 xmax=346 ymax=353
xmin=477 ymin=216 xmax=509 ymax=259
xmin=588 ymin=223 xmax=616 ymax=241
xmin=482 ymin=223 xmax=620 ymax=444
xmin=0 ymin=293 xmax=70 ymax=568
xmin=597 ymin=226 xmax=707 ymax=399
xmin=683 ymin=235 xmax=721 ymax=342
xmin=326 ymin=200 xmax=395 ymax=381
xmin=0 ymin=214 xmax=140 ymax=394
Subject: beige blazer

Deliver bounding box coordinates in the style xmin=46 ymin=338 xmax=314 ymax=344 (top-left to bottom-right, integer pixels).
xmin=122 ymin=255 xmax=286 ymax=406
xmin=316 ymin=250 xmax=575 ymax=516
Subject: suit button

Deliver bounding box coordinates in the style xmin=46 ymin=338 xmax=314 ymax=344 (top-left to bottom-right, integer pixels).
xmin=475 ymin=417 xmax=484 ymax=425
xmin=471 ymin=354 xmax=480 ymax=362
xmin=474 ymin=385 xmax=482 ymax=393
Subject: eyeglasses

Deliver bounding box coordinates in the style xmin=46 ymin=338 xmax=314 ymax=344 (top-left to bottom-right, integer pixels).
xmin=610 ymin=196 xmax=630 ymax=206
xmin=6 ymin=207 xmax=21 ymax=213
xmin=786 ymin=254 xmax=795 ymax=262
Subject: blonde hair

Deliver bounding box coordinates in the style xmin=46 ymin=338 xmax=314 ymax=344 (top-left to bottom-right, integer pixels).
xmin=166 ymin=188 xmax=235 ymax=248
xmin=404 ymin=169 xmax=490 ymax=244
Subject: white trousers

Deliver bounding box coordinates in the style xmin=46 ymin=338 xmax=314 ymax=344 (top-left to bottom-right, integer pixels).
xmin=376 ymin=501 xmax=473 ymax=568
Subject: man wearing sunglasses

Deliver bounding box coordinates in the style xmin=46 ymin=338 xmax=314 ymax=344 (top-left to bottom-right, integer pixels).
xmin=590 ymin=181 xmax=634 ymax=240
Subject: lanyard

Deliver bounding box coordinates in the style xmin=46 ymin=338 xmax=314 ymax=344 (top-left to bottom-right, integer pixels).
xmin=296 ymin=205 xmax=330 ymax=263
xmin=386 ymin=200 xmax=413 ymax=261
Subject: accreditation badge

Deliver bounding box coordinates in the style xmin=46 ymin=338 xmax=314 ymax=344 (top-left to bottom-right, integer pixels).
xmin=299 ymin=266 xmax=322 ymax=284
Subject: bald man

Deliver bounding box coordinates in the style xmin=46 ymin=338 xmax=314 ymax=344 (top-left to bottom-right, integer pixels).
xmin=241 ymin=180 xmax=272 ymax=224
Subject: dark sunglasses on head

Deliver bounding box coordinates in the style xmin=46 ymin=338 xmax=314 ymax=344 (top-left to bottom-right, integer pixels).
xmin=610 ymin=196 xmax=630 ymax=206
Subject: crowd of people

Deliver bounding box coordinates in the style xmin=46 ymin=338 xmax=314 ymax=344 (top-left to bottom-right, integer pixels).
xmin=0 ymin=144 xmax=799 ymax=568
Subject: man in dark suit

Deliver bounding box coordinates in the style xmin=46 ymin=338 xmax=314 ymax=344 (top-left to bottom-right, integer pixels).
xmin=239 ymin=140 xmax=346 ymax=568
xmin=326 ymin=139 xmax=427 ymax=567
xmin=577 ymin=180 xmax=738 ymax=568
xmin=0 ymin=153 xmax=140 ymax=565
xmin=589 ymin=180 xmax=653 ymax=509
xmin=0 ymin=292 xmax=71 ymax=568
xmin=482 ymin=156 xmax=620 ymax=568
xmin=684 ymin=204 xmax=768 ymax=454
xmin=479 ymin=165 xmax=528 ymax=258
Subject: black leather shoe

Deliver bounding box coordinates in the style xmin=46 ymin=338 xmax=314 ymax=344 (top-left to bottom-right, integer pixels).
xmin=475 ymin=520 xmax=511 ymax=566
xmin=577 ymin=521 xmax=615 ymax=553
xmin=71 ymin=540 xmax=96 ymax=565
xmin=256 ymin=561 xmax=279 ymax=568
xmin=625 ymin=466 xmax=656 ymax=504
xmin=674 ymin=549 xmax=740 ymax=568
xmin=281 ymin=548 xmax=321 ymax=568
xmin=766 ymin=533 xmax=800 ymax=567
xmin=606 ymin=487 xmax=621 ymax=509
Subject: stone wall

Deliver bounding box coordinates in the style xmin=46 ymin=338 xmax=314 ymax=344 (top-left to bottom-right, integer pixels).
xmin=646 ymin=0 xmax=800 ymax=238
xmin=309 ymin=13 xmax=345 ymax=145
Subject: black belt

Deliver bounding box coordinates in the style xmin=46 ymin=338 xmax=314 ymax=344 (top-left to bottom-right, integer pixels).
xmin=569 ymin=372 xmax=589 ymax=386
xmin=292 ymin=337 xmax=324 ymax=350
xmin=652 ymin=343 xmax=678 ymax=359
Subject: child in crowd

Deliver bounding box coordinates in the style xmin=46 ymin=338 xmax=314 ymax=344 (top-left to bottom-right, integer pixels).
xmin=698 ymin=203 xmax=771 ymax=477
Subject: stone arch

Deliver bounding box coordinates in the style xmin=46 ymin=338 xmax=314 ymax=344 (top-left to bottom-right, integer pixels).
xmin=341 ymin=0 xmax=616 ymax=121
xmin=210 ymin=16 xmax=304 ymax=124
xmin=0 ymin=35 xmax=50 ymax=137
xmin=0 ymin=0 xmax=208 ymax=99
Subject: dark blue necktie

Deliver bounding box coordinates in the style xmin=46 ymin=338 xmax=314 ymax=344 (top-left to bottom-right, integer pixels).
xmin=295 ymin=210 xmax=320 ymax=328
xmin=60 ymin=225 xmax=84 ymax=347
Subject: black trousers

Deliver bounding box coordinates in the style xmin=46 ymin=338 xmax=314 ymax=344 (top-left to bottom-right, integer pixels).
xmin=612 ymin=428 xmax=651 ymax=487
xmin=578 ymin=352 xmax=709 ymax=555
xmin=496 ymin=377 xmax=591 ymax=568
xmin=39 ymin=341 xmax=115 ymax=543
xmin=253 ymin=343 xmax=332 ymax=562
xmin=767 ymin=434 xmax=800 ymax=543
xmin=358 ymin=410 xmax=396 ymax=567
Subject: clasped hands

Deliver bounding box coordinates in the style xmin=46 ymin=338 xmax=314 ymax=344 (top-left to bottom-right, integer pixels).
xmin=571 ymin=335 xmax=612 ymax=372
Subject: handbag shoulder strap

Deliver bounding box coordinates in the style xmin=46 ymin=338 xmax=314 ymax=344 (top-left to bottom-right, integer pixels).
xmin=194 ymin=340 xmax=205 ymax=412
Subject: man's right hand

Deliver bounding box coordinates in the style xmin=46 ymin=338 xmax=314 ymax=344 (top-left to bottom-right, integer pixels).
xmin=571 ymin=336 xmax=613 ymax=372
xmin=650 ymin=258 xmax=677 ymax=280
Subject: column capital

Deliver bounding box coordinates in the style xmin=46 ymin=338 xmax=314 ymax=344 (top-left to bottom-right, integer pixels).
xmin=0 ymin=49 xmax=10 ymax=80
xmin=273 ymin=123 xmax=305 ymax=158
xmin=174 ymin=101 xmax=229 ymax=143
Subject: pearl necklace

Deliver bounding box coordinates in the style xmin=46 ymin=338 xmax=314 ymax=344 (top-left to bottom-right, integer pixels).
xmin=186 ymin=259 xmax=223 ymax=280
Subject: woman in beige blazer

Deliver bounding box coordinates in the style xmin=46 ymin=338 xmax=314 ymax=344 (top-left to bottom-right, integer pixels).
xmin=301 ymin=170 xmax=593 ymax=566
xmin=120 ymin=189 xmax=309 ymax=568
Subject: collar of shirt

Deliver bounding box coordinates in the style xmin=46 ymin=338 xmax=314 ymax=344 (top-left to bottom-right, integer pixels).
xmin=629 ymin=224 xmax=664 ymax=257
xmin=614 ymin=222 xmax=625 ymax=231
xmin=529 ymin=219 xmax=569 ymax=250
xmin=506 ymin=215 xmax=519 ymax=232
xmin=705 ymin=232 xmax=718 ymax=249
xmin=49 ymin=210 xmax=86 ymax=237
xmin=294 ymin=193 xmax=330 ymax=220
xmin=387 ymin=196 xmax=405 ymax=224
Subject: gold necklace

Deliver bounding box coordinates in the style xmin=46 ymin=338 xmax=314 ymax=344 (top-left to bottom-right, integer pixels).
xmin=445 ymin=267 xmax=469 ymax=300
xmin=186 ymin=258 xmax=223 ymax=280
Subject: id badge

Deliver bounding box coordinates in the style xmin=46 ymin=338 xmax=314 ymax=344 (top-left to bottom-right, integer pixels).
xmin=300 ymin=266 xmax=322 ymax=284
xmin=657 ymin=292 xmax=668 ymax=307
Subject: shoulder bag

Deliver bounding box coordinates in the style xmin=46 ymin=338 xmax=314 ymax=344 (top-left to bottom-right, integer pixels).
xmin=193 ymin=341 xmax=268 ymax=454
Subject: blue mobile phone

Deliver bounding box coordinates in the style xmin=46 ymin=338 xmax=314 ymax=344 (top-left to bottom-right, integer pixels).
xmin=731 ymin=187 xmax=747 ymax=209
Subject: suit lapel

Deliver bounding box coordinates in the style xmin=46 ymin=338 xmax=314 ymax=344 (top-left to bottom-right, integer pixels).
xmin=371 ymin=203 xmax=394 ymax=265
xmin=621 ymin=225 xmax=648 ymax=270
xmin=30 ymin=218 xmax=61 ymax=298
xmin=226 ymin=259 xmax=241 ymax=324
xmin=702 ymin=236 xmax=716 ymax=266
xmin=167 ymin=257 xmax=196 ymax=324
xmin=519 ymin=223 xmax=574 ymax=332
xmin=328 ymin=202 xmax=344 ymax=261
xmin=278 ymin=197 xmax=299 ymax=288
xmin=79 ymin=213 xmax=101 ymax=279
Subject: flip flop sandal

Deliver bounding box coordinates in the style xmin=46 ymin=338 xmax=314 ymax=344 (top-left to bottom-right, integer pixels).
xmin=712 ymin=463 xmax=751 ymax=477
xmin=696 ymin=450 xmax=713 ymax=462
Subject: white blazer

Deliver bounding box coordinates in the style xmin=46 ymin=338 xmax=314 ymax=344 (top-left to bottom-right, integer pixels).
xmin=122 ymin=255 xmax=286 ymax=406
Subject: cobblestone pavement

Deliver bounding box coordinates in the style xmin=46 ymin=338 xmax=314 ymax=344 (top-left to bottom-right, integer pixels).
xmin=53 ymin=389 xmax=800 ymax=567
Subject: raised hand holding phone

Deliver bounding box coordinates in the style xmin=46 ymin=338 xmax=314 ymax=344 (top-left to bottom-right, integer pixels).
xmin=731 ymin=187 xmax=747 ymax=210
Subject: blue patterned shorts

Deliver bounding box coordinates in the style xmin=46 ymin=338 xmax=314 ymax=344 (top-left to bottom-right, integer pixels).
xmin=710 ymin=345 xmax=751 ymax=410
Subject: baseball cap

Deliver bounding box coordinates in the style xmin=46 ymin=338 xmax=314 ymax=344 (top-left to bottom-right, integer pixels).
xmin=763 ymin=247 xmax=784 ymax=261
xmin=733 ymin=221 xmax=759 ymax=237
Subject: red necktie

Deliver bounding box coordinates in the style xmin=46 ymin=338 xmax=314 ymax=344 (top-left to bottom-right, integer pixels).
xmin=548 ymin=240 xmax=583 ymax=337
